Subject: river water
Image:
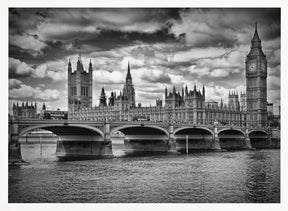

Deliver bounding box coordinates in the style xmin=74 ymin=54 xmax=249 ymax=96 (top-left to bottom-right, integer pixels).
xmin=9 ymin=138 xmax=280 ymax=203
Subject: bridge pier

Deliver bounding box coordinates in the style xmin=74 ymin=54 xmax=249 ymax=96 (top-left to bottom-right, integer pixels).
xmin=168 ymin=125 xmax=175 ymax=152
xmin=9 ymin=118 xmax=24 ymax=163
xmin=245 ymin=129 xmax=252 ymax=149
xmin=244 ymin=136 xmax=252 ymax=149
xmin=101 ymin=123 xmax=113 ymax=157
xmin=212 ymin=127 xmax=221 ymax=150
xmin=55 ymin=124 xmax=113 ymax=160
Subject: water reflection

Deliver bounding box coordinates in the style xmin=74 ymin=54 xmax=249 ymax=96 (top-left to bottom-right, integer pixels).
xmin=245 ymin=150 xmax=280 ymax=203
xmin=9 ymin=142 xmax=280 ymax=203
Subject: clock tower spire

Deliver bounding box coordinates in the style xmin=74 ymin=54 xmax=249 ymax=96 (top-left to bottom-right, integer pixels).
xmin=245 ymin=22 xmax=268 ymax=127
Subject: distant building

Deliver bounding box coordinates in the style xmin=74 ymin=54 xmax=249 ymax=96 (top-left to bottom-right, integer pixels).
xmin=267 ymin=103 xmax=280 ymax=128
xmin=12 ymin=102 xmax=37 ymax=119
xmin=70 ymin=62 xmax=244 ymax=125
xmin=267 ymin=103 xmax=274 ymax=118
xmin=240 ymin=91 xmax=247 ymax=111
xmin=228 ymin=91 xmax=240 ymax=110
xmin=68 ymin=24 xmax=268 ymax=127
xmin=40 ymin=103 xmax=68 ymax=120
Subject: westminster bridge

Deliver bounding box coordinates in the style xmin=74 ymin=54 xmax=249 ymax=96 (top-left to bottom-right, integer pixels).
xmin=8 ymin=118 xmax=280 ymax=162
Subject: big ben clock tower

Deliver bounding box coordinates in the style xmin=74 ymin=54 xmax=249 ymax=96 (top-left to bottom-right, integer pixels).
xmin=246 ymin=22 xmax=268 ymax=127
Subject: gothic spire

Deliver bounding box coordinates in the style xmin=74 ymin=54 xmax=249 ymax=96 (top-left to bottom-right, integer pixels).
xmin=165 ymin=86 xmax=168 ymax=97
xmin=126 ymin=61 xmax=132 ymax=80
xmin=202 ymin=85 xmax=205 ymax=95
xmin=251 ymin=21 xmax=261 ymax=48
xmin=185 ymin=84 xmax=188 ymax=96
xmin=252 ymin=22 xmax=261 ymax=42
xmin=68 ymin=58 xmax=72 ymax=72
xmin=89 ymin=59 xmax=92 ymax=72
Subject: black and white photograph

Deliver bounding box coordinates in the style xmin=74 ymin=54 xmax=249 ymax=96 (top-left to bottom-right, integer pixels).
xmin=3 ymin=0 xmax=287 ymax=209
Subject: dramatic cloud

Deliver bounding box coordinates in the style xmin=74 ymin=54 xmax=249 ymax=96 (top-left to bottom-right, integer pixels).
xmin=9 ymin=57 xmax=67 ymax=81
xmin=268 ymin=75 xmax=280 ymax=91
xmin=8 ymin=8 xmax=281 ymax=113
xmin=9 ymin=83 xmax=61 ymax=102
xmin=173 ymin=47 xmax=228 ymax=62
xmin=170 ymin=9 xmax=280 ymax=47
xmin=93 ymin=70 xmax=125 ymax=84
xmin=137 ymin=67 xmax=171 ymax=84
xmin=9 ymin=57 xmax=34 ymax=77
xmin=9 ymin=34 xmax=47 ymax=56
xmin=13 ymin=9 xmax=175 ymax=43
xmin=9 ymin=79 xmax=24 ymax=89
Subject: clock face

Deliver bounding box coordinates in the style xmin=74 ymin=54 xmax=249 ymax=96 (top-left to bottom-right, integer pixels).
xmin=248 ymin=63 xmax=256 ymax=73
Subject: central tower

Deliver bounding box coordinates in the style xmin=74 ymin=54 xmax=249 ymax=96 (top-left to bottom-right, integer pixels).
xmin=68 ymin=56 xmax=93 ymax=119
xmin=245 ymin=23 xmax=268 ymax=127
xmin=123 ymin=62 xmax=135 ymax=108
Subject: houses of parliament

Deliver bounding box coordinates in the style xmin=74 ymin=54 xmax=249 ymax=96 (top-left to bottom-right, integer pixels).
xmin=68 ymin=24 xmax=268 ymax=128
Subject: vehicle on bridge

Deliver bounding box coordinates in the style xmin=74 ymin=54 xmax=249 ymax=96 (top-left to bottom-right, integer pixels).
xmin=132 ymin=115 xmax=150 ymax=121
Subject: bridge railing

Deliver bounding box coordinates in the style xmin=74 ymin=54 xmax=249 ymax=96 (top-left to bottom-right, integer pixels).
xmin=9 ymin=118 xmax=268 ymax=132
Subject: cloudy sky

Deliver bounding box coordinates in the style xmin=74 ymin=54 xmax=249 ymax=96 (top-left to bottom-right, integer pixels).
xmin=8 ymin=8 xmax=280 ymax=114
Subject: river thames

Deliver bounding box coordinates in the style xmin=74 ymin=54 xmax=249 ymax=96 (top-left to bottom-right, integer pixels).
xmin=9 ymin=139 xmax=280 ymax=203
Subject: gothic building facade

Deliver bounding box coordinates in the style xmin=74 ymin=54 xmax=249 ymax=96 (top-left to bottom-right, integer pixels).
xmin=245 ymin=22 xmax=268 ymax=127
xmin=68 ymin=56 xmax=93 ymax=119
xmin=12 ymin=102 xmax=37 ymax=119
xmin=68 ymin=24 xmax=268 ymax=127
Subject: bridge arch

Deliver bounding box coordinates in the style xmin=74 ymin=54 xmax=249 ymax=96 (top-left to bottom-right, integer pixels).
xmin=248 ymin=130 xmax=268 ymax=136
xmin=248 ymin=130 xmax=269 ymax=149
xmin=111 ymin=125 xmax=169 ymax=137
xmin=18 ymin=124 xmax=107 ymax=160
xmin=217 ymin=128 xmax=246 ymax=150
xmin=173 ymin=127 xmax=214 ymax=153
xmin=174 ymin=126 xmax=214 ymax=137
xmin=19 ymin=124 xmax=105 ymax=138
xmin=217 ymin=128 xmax=245 ymax=136
xmin=110 ymin=125 xmax=170 ymax=154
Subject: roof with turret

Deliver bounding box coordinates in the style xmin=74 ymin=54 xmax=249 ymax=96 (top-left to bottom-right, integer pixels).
xmin=247 ymin=22 xmax=265 ymax=57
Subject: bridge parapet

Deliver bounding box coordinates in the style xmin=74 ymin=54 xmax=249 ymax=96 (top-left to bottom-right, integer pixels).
xmin=8 ymin=119 xmax=277 ymax=163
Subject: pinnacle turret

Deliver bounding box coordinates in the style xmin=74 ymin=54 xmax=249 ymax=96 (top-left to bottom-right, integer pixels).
xmin=165 ymin=86 xmax=168 ymax=97
xmin=202 ymin=85 xmax=205 ymax=96
xmin=68 ymin=58 xmax=72 ymax=72
xmin=89 ymin=59 xmax=93 ymax=72
xmin=99 ymin=87 xmax=107 ymax=106
xmin=185 ymin=85 xmax=188 ymax=96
